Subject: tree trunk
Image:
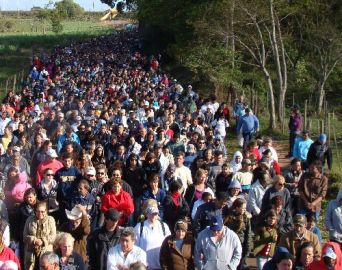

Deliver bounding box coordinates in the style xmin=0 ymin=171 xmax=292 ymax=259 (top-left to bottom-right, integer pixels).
xmin=318 ymin=81 xmax=325 ymax=114
xmin=263 ymin=68 xmax=277 ymax=129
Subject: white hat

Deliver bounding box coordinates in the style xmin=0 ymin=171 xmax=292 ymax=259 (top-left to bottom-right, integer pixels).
xmin=323 ymin=247 xmax=337 ymax=260
xmin=65 ymin=206 xmax=82 ymax=220
xmin=46 ymin=149 xmax=58 ymax=158
xmin=86 ymin=167 xmax=96 ymax=176
xmin=146 ymin=206 xmax=159 ymax=215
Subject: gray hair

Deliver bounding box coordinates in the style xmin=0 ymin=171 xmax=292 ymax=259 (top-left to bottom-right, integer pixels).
xmin=40 ymin=251 xmax=59 ymax=265
xmin=121 ymin=227 xmax=136 ymax=240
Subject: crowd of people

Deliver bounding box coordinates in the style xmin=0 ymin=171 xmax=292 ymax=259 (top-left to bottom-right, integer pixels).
xmin=0 ymin=29 xmax=340 ymax=270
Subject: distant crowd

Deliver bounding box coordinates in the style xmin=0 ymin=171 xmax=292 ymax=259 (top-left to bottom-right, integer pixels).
xmin=0 ymin=29 xmax=340 ymax=270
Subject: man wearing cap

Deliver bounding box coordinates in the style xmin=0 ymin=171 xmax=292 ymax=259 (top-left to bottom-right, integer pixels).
xmin=60 ymin=205 xmax=90 ymax=262
xmin=194 ymin=215 xmax=242 ymax=270
xmin=279 ymin=214 xmax=321 ymax=260
xmin=307 ymin=242 xmax=342 ymax=270
xmin=307 ymin=133 xmax=332 ymax=170
xmin=35 ymin=149 xmax=63 ymax=186
xmin=193 ymin=192 xmax=229 ymax=236
xmin=88 ymin=208 xmax=124 ymax=270
xmin=288 ymin=104 xmax=302 ymax=158
xmin=107 ymin=227 xmax=147 ymax=270
xmin=134 ymin=206 xmax=171 ymax=270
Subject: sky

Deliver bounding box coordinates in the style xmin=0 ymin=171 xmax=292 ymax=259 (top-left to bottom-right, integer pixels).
xmin=0 ymin=0 xmax=110 ymax=11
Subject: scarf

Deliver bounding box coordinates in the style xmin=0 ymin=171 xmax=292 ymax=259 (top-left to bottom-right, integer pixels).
xmin=171 ymin=191 xmax=181 ymax=208
xmin=35 ymin=215 xmax=49 ymax=255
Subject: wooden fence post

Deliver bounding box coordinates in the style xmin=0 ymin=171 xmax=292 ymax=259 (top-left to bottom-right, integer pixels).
xmin=5 ymin=78 xmax=9 ymax=95
xmin=12 ymin=74 xmax=16 ymax=92
xmin=304 ymin=100 xmax=307 ymax=130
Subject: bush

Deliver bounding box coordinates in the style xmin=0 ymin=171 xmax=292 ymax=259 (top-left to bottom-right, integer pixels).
xmin=326 ymin=171 xmax=342 ymax=200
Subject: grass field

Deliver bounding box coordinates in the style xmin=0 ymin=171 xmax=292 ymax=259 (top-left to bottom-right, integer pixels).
xmin=0 ymin=12 xmax=123 ymax=94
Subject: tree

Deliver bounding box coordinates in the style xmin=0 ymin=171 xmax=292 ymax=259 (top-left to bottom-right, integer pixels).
xmin=55 ymin=0 xmax=84 ymax=19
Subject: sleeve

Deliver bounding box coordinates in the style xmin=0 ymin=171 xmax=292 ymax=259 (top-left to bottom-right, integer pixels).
xmin=236 ymin=119 xmax=242 ymax=134
xmin=278 ymin=234 xmax=290 ymax=252
xmin=194 ymin=234 xmax=204 ymax=270
xmin=41 ymin=217 xmax=56 ymax=248
xmin=159 ymin=238 xmax=170 ymax=270
xmin=228 ymin=234 xmax=242 ymax=270
xmin=23 ymin=218 xmax=38 ymax=246
xmin=326 ymin=146 xmax=333 ymax=170
xmin=3 ymin=225 xmax=10 ymax=247
xmin=325 ymin=201 xmax=334 ymax=231
xmin=312 ymin=234 xmax=321 ymax=260
xmin=320 ymin=176 xmax=328 ymax=200
xmin=242 ymin=218 xmax=252 ymax=257
xmin=254 ymin=115 xmax=259 ymax=130
xmin=100 ymin=194 xmax=110 ymax=213
xmin=293 ymin=138 xmax=300 ymax=158
xmin=248 ymin=189 xmax=260 ymax=216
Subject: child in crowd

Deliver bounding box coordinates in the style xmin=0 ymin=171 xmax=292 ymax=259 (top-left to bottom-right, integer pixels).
xmin=191 ymin=192 xmax=213 ymax=220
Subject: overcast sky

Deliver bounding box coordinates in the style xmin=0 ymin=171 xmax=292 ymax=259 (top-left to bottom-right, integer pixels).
xmin=0 ymin=0 xmax=110 ymax=11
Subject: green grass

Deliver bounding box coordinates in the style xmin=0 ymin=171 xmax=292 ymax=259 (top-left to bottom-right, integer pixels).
xmin=0 ymin=15 xmax=120 ymax=94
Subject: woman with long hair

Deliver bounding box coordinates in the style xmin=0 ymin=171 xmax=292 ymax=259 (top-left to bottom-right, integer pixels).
xmin=224 ymin=198 xmax=251 ymax=270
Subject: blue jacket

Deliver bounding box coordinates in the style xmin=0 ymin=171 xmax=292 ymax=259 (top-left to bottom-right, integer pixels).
xmin=141 ymin=188 xmax=166 ymax=218
xmin=293 ymin=137 xmax=313 ymax=161
xmin=55 ymin=167 xmax=82 ymax=202
xmin=236 ymin=114 xmax=259 ymax=134
xmin=70 ymin=192 xmax=97 ymax=220
xmin=262 ymin=247 xmax=289 ymax=270
xmin=57 ymin=133 xmax=81 ymax=153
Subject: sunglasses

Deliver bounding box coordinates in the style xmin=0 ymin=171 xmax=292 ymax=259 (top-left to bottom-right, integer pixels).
xmin=278 ymin=183 xmax=285 ymax=187
xmin=46 ymin=174 xmax=54 ymax=176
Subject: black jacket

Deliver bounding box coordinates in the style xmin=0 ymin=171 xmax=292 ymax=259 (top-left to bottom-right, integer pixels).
xmin=307 ymin=140 xmax=332 ymax=169
xmin=163 ymin=194 xmax=189 ymax=231
xmin=87 ymin=226 xmax=123 ymax=270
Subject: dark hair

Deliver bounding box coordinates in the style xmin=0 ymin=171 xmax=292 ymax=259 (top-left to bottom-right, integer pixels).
xmin=306 ymin=213 xmax=317 ymax=223
xmin=291 ymin=158 xmax=301 ymax=166
xmin=121 ymin=227 xmax=136 ymax=240
xmin=310 ymin=160 xmax=322 ymax=173
xmin=169 ymin=180 xmax=182 ymax=193
xmin=295 ymin=242 xmax=314 ymax=266
xmin=216 ymin=191 xmax=228 ymax=202
xmin=262 ymin=149 xmax=272 ymax=156
xmin=270 ymin=195 xmax=284 ymax=207
xmin=201 ymin=191 xmax=212 ymax=201
xmin=230 ymin=197 xmax=246 ymax=211
xmin=24 ymin=188 xmax=37 ymax=198
xmin=62 ymin=153 xmax=73 ymax=160
xmin=275 ymin=252 xmax=294 ymax=265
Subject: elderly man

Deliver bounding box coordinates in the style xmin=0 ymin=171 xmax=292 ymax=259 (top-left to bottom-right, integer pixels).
xmin=107 ymin=227 xmax=146 ymax=270
xmin=279 ymin=214 xmax=321 ymax=260
xmin=39 ymin=252 xmax=60 ymax=270
xmin=194 ymin=215 xmax=242 ymax=270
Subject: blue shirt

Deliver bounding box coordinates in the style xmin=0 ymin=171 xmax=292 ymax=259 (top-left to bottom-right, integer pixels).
xmin=236 ymin=114 xmax=259 ymax=134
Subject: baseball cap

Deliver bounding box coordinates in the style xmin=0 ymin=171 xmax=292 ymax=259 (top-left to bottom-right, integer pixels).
xmin=210 ymin=215 xmax=223 ymax=231
xmin=319 ymin=133 xmax=327 ymax=142
xmin=86 ymin=167 xmax=96 ymax=176
xmin=323 ymin=247 xmax=337 ymax=260
xmin=46 ymin=149 xmax=58 ymax=158
xmin=293 ymin=214 xmax=307 ymax=226
xmin=105 ymin=208 xmax=120 ymax=221
xmin=146 ymin=206 xmax=159 ymax=215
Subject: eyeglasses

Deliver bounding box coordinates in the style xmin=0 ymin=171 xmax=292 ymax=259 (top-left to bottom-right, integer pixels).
xmin=46 ymin=174 xmax=54 ymax=176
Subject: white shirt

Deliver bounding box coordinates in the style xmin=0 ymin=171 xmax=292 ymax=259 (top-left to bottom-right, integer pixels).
xmin=174 ymin=165 xmax=193 ymax=191
xmin=107 ymin=244 xmax=146 ymax=270
xmin=0 ymin=117 xmax=11 ymax=136
xmin=134 ymin=220 xmax=171 ymax=270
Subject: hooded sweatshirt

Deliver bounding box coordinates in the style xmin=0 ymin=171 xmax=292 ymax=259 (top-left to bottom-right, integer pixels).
xmin=325 ymin=190 xmax=342 ymax=242
xmin=11 ymin=172 xmax=32 ymax=203
xmin=230 ymin=151 xmax=243 ymax=174
xmin=307 ymin=242 xmax=342 ymax=270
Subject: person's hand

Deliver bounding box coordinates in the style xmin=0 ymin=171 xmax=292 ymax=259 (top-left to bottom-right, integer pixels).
xmin=272 ymin=234 xmax=278 ymax=242
xmin=35 ymin=239 xmax=43 ymax=246
xmin=306 ymin=203 xmax=313 ymax=210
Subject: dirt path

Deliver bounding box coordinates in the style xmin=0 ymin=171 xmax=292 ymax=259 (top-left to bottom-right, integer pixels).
xmin=273 ymin=140 xmax=291 ymax=171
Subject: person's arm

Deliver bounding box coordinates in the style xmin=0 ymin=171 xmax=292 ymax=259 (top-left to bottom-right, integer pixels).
xmin=326 ymin=146 xmax=333 ymax=170
xmin=159 ymin=237 xmax=170 ymax=270
xmin=325 ymin=201 xmax=334 ymax=231
xmin=254 ymin=116 xmax=260 ymax=132
xmin=248 ymin=189 xmax=260 ymax=216
xmin=194 ymin=234 xmax=204 ymax=270
xmin=41 ymin=216 xmax=57 ymax=247
xmin=228 ymin=234 xmax=242 ymax=270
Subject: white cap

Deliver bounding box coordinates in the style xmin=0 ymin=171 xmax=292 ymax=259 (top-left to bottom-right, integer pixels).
xmin=65 ymin=206 xmax=82 ymax=220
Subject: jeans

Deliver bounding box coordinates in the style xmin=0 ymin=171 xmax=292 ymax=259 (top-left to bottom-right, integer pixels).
xmin=242 ymin=132 xmax=253 ymax=149
xmin=256 ymin=256 xmax=271 ymax=270
xmin=289 ymin=131 xmax=299 ymax=156
xmin=299 ymin=208 xmax=320 ymax=221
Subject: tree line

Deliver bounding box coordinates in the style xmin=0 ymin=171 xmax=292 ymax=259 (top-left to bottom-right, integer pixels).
xmin=101 ymin=0 xmax=342 ymax=129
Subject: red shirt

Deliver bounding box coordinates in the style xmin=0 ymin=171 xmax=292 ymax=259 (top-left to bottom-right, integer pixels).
xmin=0 ymin=247 xmax=21 ymax=270
xmin=101 ymin=189 xmax=134 ymax=225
